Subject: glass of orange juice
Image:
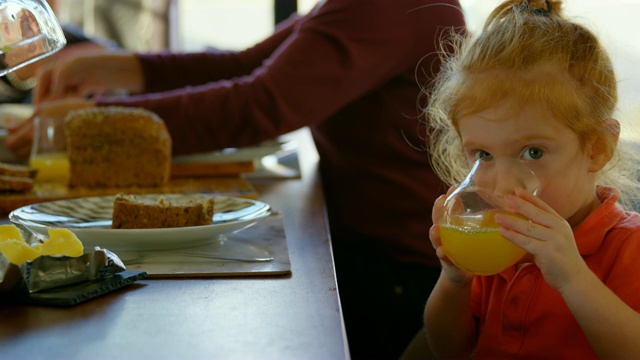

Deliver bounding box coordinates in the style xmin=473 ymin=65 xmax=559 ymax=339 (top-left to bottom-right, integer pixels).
xmin=439 ymin=156 xmax=538 ymax=275
xmin=29 ymin=117 xmax=70 ymax=183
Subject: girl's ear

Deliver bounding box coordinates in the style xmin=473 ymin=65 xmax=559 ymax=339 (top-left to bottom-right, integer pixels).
xmin=588 ymin=118 xmax=619 ymax=173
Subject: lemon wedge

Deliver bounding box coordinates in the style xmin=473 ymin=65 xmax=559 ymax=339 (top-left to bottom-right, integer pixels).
xmin=0 ymin=224 xmax=25 ymax=242
xmin=0 ymin=239 xmax=40 ymax=264
xmin=0 ymin=225 xmax=84 ymax=264
xmin=38 ymin=228 xmax=84 ymax=257
xmin=0 ymin=225 xmax=40 ymax=264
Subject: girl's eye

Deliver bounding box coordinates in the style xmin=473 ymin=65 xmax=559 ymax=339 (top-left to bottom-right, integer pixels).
xmin=522 ymin=147 xmax=544 ymax=160
xmin=473 ymin=150 xmax=492 ymax=161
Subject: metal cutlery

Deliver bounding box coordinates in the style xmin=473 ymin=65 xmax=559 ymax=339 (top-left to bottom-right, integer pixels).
xmin=122 ymin=252 xmax=274 ymax=265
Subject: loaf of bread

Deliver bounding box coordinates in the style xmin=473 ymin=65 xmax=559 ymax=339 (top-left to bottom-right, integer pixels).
xmin=111 ymin=194 xmax=215 ymax=229
xmin=65 ymin=106 xmax=172 ymax=188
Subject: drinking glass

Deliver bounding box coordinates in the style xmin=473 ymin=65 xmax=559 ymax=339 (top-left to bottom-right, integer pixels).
xmin=29 ymin=116 xmax=69 ymax=183
xmin=0 ymin=0 xmax=67 ymax=76
xmin=439 ymin=156 xmax=539 ymax=275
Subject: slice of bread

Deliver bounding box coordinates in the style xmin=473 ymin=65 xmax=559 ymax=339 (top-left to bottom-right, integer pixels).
xmin=111 ymin=194 xmax=215 ymax=229
xmin=0 ymin=175 xmax=34 ymax=192
xmin=0 ymin=162 xmax=37 ymax=179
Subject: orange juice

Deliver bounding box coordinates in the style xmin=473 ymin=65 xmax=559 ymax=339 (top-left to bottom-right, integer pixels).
xmin=440 ymin=211 xmax=527 ymax=275
xmin=29 ymin=152 xmax=70 ymax=183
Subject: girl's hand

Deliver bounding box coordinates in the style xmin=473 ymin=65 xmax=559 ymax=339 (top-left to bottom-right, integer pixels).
xmin=495 ymin=188 xmax=589 ymax=291
xmin=431 ymin=187 xmax=474 ymax=286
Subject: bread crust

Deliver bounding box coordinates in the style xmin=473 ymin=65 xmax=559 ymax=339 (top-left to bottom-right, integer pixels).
xmin=0 ymin=163 xmax=38 ymax=179
xmin=0 ymin=175 xmax=34 ymax=192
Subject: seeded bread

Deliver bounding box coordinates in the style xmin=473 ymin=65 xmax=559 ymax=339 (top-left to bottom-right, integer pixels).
xmin=111 ymin=194 xmax=215 ymax=229
xmin=65 ymin=106 xmax=172 ymax=188
xmin=0 ymin=175 xmax=34 ymax=192
xmin=0 ymin=162 xmax=37 ymax=178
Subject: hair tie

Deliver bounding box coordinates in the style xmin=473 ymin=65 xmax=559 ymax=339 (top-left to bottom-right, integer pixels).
xmin=525 ymin=0 xmax=552 ymax=16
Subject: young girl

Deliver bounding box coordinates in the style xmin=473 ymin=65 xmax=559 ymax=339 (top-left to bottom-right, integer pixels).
xmin=422 ymin=0 xmax=640 ymax=358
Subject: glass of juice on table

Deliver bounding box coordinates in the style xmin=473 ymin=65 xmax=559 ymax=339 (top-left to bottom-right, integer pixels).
xmin=439 ymin=156 xmax=538 ymax=275
xmin=29 ymin=117 xmax=70 ymax=183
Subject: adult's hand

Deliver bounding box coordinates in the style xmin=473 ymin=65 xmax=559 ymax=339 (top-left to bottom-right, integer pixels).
xmin=34 ymin=52 xmax=145 ymax=104
xmin=5 ymin=98 xmax=96 ymax=160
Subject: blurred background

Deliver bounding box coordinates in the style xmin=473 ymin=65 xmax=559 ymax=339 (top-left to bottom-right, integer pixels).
xmin=462 ymin=0 xmax=640 ymax=142
xmin=52 ymin=0 xmax=639 ymax=140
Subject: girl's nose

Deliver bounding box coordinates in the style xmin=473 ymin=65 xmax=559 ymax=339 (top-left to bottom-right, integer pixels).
xmin=492 ymin=158 xmax=538 ymax=197
xmin=471 ymin=157 xmax=538 ymax=198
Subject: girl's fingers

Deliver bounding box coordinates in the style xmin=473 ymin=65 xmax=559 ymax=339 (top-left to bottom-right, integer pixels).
xmin=500 ymin=227 xmax=538 ymax=254
xmin=513 ymin=188 xmax=558 ymax=216
xmin=435 ymin=246 xmax=453 ymax=264
xmin=496 ymin=189 xmax=574 ymax=257
xmin=432 ymin=195 xmax=446 ymax=224
xmin=497 ymin=214 xmax=546 ymax=243
xmin=430 ymin=225 xmax=456 ymax=265
xmin=432 ymin=185 xmax=458 ymax=224
xmin=503 ymin=189 xmax=560 ymax=229
xmin=429 ymin=224 xmax=441 ymax=248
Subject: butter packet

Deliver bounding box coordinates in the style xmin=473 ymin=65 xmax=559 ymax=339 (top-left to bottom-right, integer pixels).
xmin=0 ymin=247 xmax=147 ymax=306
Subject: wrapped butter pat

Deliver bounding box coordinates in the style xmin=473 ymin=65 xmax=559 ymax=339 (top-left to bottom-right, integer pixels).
xmin=0 ymin=224 xmax=146 ymax=305
xmin=0 ymin=247 xmax=127 ymax=293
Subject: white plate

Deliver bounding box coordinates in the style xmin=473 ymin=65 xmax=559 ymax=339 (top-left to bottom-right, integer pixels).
xmin=9 ymin=194 xmax=272 ymax=251
xmin=172 ymin=139 xmax=296 ymax=164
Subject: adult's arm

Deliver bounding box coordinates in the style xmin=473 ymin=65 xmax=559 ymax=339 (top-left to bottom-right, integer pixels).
xmin=139 ymin=14 xmax=300 ymax=92
xmin=98 ymin=0 xmax=463 ymax=155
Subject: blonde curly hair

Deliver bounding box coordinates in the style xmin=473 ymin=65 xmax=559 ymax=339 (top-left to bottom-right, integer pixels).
xmin=425 ymin=0 xmax=640 ymax=209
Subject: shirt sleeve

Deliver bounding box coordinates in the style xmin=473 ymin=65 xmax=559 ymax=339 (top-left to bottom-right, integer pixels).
xmin=137 ymin=14 xmax=300 ymax=92
xmin=97 ymin=0 xmax=452 ymax=155
xmin=601 ymin=225 xmax=640 ymax=313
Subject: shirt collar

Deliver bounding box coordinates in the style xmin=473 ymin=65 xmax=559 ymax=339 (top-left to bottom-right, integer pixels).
xmin=573 ymin=186 xmax=625 ymax=255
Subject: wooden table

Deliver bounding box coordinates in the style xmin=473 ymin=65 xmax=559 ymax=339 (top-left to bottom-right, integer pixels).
xmin=0 ymin=128 xmax=349 ymax=359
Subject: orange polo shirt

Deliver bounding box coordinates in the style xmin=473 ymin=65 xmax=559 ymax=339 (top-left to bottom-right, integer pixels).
xmin=471 ymin=186 xmax=640 ymax=358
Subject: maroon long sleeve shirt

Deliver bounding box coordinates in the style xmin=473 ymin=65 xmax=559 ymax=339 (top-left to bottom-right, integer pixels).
xmin=98 ymin=0 xmax=466 ymax=266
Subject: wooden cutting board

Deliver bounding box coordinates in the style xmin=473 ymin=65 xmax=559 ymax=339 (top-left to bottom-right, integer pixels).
xmin=0 ymin=176 xmax=258 ymax=215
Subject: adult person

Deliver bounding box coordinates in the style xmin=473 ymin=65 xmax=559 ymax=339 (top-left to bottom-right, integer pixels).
xmin=6 ymin=1 xmax=466 ymax=358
